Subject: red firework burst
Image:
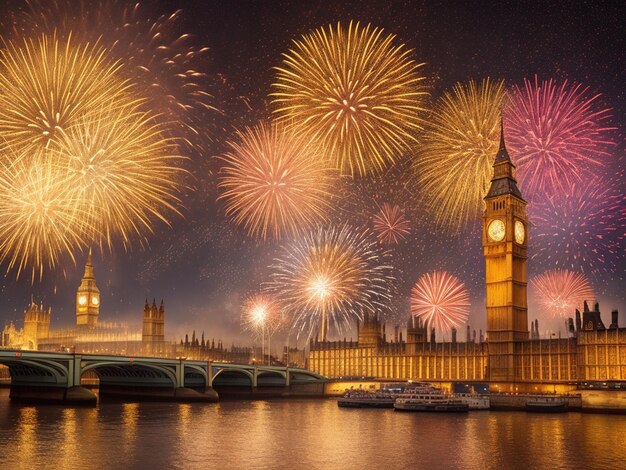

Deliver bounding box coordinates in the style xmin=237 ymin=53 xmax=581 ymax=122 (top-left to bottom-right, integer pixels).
xmin=372 ymin=203 xmax=411 ymax=244
xmin=410 ymin=271 xmax=470 ymax=334
xmin=529 ymin=181 xmax=625 ymax=276
xmin=504 ymin=76 xmax=615 ymax=201
xmin=531 ymin=269 xmax=595 ymax=319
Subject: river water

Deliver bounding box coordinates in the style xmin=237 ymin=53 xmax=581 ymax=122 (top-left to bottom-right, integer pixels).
xmin=0 ymin=389 xmax=624 ymax=470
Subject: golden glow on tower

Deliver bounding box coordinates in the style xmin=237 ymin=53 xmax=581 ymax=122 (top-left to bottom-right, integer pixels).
xmin=482 ymin=123 xmax=529 ymax=382
xmin=76 ymin=249 xmax=100 ymax=327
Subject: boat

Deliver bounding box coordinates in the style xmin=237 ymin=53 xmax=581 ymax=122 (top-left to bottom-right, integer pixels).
xmin=337 ymin=389 xmax=396 ymax=408
xmin=525 ymin=395 xmax=568 ymax=413
xmin=454 ymin=393 xmax=490 ymax=410
xmin=337 ymin=382 xmax=440 ymax=408
xmin=394 ymin=391 xmax=469 ymax=412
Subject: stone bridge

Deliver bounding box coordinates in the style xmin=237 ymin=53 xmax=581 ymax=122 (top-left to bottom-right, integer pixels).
xmin=0 ymin=349 xmax=326 ymax=405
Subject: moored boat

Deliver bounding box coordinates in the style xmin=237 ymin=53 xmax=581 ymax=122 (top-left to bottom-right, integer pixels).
xmin=394 ymin=391 xmax=469 ymax=412
xmin=525 ymin=395 xmax=568 ymax=413
xmin=454 ymin=393 xmax=490 ymax=410
xmin=338 ymin=390 xmax=395 ymax=408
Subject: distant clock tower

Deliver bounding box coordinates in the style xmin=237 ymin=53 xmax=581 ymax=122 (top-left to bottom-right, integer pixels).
xmin=482 ymin=123 xmax=529 ymax=382
xmin=76 ymin=249 xmax=100 ymax=327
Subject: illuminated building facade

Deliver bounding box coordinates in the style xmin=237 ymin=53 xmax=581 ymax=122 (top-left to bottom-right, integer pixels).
xmin=309 ymin=129 xmax=626 ymax=390
xmin=1 ymin=255 xmax=263 ymax=363
xmin=1 ymin=254 xmax=152 ymax=354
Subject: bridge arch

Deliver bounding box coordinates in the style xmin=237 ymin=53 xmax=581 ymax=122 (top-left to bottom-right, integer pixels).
xmin=0 ymin=358 xmax=69 ymax=385
xmin=211 ymin=368 xmax=254 ymax=388
xmin=257 ymin=370 xmax=287 ymax=387
xmin=184 ymin=364 xmax=209 ymax=389
xmin=81 ymin=362 xmax=177 ymax=388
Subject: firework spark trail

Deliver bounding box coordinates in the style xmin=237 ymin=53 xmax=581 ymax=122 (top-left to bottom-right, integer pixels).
xmin=218 ymin=122 xmax=335 ymax=240
xmin=0 ymin=33 xmax=186 ymax=278
xmin=414 ymin=78 xmax=505 ymax=233
xmin=529 ymin=181 xmax=625 ymax=277
xmin=18 ymin=0 xmax=218 ymax=153
xmin=530 ymin=269 xmax=595 ymax=319
xmin=272 ymin=20 xmax=428 ymax=177
xmin=266 ymin=225 xmax=395 ymax=340
xmin=504 ymin=76 xmax=615 ymax=201
xmin=0 ymin=151 xmax=89 ymax=281
xmin=0 ymin=33 xmax=131 ymax=154
xmin=372 ymin=202 xmax=411 ymax=244
xmin=410 ymin=271 xmax=470 ymax=334
xmin=52 ymin=102 xmax=184 ymax=249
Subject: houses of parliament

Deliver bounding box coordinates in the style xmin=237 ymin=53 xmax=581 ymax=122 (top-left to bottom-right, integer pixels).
xmin=1 ymin=251 xmax=255 ymax=363
xmin=1 ymin=128 xmax=624 ymax=390
xmin=308 ymin=129 xmax=626 ymax=391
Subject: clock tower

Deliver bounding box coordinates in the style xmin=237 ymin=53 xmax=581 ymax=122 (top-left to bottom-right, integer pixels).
xmin=482 ymin=123 xmax=529 ymax=382
xmin=76 ymin=249 xmax=100 ymax=327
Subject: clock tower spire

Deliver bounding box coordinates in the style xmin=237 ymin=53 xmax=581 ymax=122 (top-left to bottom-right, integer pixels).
xmin=76 ymin=248 xmax=100 ymax=327
xmin=482 ymin=121 xmax=529 ymax=382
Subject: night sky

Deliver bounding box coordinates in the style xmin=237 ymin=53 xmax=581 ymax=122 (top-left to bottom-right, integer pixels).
xmin=0 ymin=0 xmax=624 ymax=348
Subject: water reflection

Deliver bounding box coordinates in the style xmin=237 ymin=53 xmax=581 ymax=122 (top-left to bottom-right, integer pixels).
xmin=60 ymin=408 xmax=77 ymax=470
xmin=16 ymin=406 xmax=38 ymax=470
xmin=1 ymin=390 xmax=625 ymax=470
xmin=122 ymin=403 xmax=139 ymax=456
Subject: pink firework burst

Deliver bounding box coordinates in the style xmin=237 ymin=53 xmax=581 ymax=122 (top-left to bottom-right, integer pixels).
xmin=410 ymin=271 xmax=470 ymax=334
xmin=531 ymin=269 xmax=595 ymax=319
xmin=372 ymin=203 xmax=411 ymax=244
xmin=529 ymin=181 xmax=625 ymax=276
xmin=504 ymin=76 xmax=615 ymax=201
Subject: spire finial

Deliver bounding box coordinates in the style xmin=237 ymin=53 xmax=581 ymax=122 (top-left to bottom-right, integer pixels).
xmin=499 ymin=115 xmax=506 ymax=151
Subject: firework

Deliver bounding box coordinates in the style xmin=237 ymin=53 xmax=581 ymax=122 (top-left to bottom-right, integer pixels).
xmin=529 ymin=182 xmax=625 ymax=276
xmin=0 ymin=151 xmax=89 ymax=281
xmin=414 ymin=78 xmax=505 ymax=232
xmin=266 ymin=225 xmax=395 ymax=340
xmin=240 ymin=294 xmax=282 ymax=339
xmin=410 ymin=271 xmax=470 ymax=334
xmin=0 ymin=33 xmax=130 ymax=154
xmin=372 ymin=203 xmax=411 ymax=244
xmin=52 ymin=103 xmax=184 ymax=248
xmin=16 ymin=1 xmax=218 ymax=153
xmin=504 ymin=77 xmax=615 ymax=201
xmin=218 ymin=122 xmax=335 ymax=240
xmin=530 ymin=269 xmax=595 ymax=319
xmin=272 ymin=20 xmax=428 ymax=176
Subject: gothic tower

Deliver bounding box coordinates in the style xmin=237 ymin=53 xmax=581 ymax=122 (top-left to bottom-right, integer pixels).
xmin=76 ymin=249 xmax=100 ymax=327
xmin=23 ymin=300 xmax=51 ymax=350
xmin=482 ymin=123 xmax=529 ymax=382
xmin=142 ymin=299 xmax=165 ymax=347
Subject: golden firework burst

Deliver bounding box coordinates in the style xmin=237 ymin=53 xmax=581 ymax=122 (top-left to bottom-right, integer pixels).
xmin=0 ymin=33 xmax=132 ymax=153
xmin=218 ymin=121 xmax=335 ymax=240
xmin=51 ymin=103 xmax=184 ymax=249
xmin=240 ymin=294 xmax=283 ymax=339
xmin=266 ymin=225 xmax=395 ymax=340
xmin=414 ymin=78 xmax=505 ymax=233
xmin=0 ymin=150 xmax=89 ymax=281
xmin=272 ymin=20 xmax=428 ymax=177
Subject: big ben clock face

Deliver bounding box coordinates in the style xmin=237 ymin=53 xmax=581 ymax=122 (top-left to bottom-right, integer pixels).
xmin=515 ymin=220 xmax=525 ymax=244
xmin=91 ymin=296 xmax=99 ymax=306
xmin=78 ymin=295 xmax=87 ymax=306
xmin=488 ymin=219 xmax=506 ymax=242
